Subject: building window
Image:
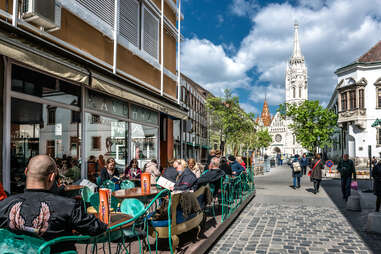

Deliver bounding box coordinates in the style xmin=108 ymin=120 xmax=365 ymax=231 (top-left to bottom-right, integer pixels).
xmin=142 ymin=6 xmax=159 ymax=59
xmin=47 ymin=106 xmax=56 ymax=125
xmin=378 ymin=129 xmax=381 ymax=146
xmin=91 ymin=114 xmax=101 ymax=124
xmin=46 ymin=140 xmax=55 ymax=157
xmin=299 ymin=86 xmax=302 ymax=98
xmin=292 ymin=87 xmax=296 ymax=98
xmin=349 ymin=90 xmax=356 ymax=109
xmin=341 ymin=92 xmax=347 ymax=111
xmin=378 ymin=88 xmax=381 ymax=108
xmin=119 ymin=0 xmax=140 ymax=47
xmin=71 ymin=110 xmax=81 ymax=123
xmin=92 ymin=136 xmax=101 ymax=150
xmin=359 ymin=89 xmax=365 ymax=109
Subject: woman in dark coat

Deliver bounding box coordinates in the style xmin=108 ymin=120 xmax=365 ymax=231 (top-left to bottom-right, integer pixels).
xmin=372 ymin=161 xmax=381 ymax=212
xmin=310 ymin=154 xmax=324 ymax=194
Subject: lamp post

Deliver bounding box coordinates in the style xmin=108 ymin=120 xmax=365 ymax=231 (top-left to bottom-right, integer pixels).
xmin=317 ymin=136 xmax=320 ymax=154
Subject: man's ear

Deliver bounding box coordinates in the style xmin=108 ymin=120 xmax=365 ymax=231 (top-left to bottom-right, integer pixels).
xmin=49 ymin=172 xmax=56 ymax=182
xmin=24 ymin=168 xmax=28 ymax=176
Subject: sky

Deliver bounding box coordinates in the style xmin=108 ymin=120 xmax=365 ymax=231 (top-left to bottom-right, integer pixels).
xmin=179 ymin=0 xmax=381 ymax=116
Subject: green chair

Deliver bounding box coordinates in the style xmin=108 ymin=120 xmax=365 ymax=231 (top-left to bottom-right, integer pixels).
xmin=120 ymin=199 xmax=145 ymax=216
xmin=100 ymin=180 xmax=116 ymax=191
xmin=96 ymin=176 xmax=102 ymax=186
xmin=80 ymin=186 xmax=93 ymax=211
xmin=120 ymin=180 xmax=135 ymax=190
xmin=89 ymin=193 xmax=119 ymax=212
xmin=0 ymin=229 xmax=50 ymax=254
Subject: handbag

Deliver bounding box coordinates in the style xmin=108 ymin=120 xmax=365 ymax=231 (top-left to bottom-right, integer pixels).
xmin=350 ymin=181 xmax=358 ymax=190
xmin=308 ymin=159 xmax=321 ymax=177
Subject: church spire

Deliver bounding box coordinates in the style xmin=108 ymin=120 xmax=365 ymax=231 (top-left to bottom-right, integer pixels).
xmin=292 ymin=22 xmax=303 ymax=59
xmin=261 ymin=100 xmax=272 ymax=127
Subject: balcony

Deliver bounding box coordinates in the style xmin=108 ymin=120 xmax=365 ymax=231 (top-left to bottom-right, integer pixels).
xmin=338 ymin=108 xmax=367 ymax=129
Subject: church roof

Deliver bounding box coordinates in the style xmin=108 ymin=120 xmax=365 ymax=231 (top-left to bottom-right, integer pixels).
xmin=260 ymin=100 xmax=272 ymax=127
xmin=357 ymin=40 xmax=381 ymax=63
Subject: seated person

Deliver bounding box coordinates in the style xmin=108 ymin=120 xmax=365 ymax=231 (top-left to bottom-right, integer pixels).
xmin=219 ymin=157 xmax=232 ymax=176
xmin=0 ymin=155 xmax=107 ymax=253
xmin=100 ymin=158 xmax=120 ymax=184
xmin=228 ymin=155 xmax=245 ymax=176
xmin=196 ymin=157 xmax=225 ymax=194
xmin=124 ymin=159 xmax=141 ymax=179
xmin=162 ymin=159 xmax=178 ymax=183
xmin=171 ymin=159 xmax=197 ymax=191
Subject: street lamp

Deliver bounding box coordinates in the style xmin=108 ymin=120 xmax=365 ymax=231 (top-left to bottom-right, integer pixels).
xmin=317 ymin=136 xmax=320 ymax=154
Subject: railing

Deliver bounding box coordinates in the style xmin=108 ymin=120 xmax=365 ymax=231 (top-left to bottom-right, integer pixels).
xmin=220 ymin=167 xmax=256 ymax=222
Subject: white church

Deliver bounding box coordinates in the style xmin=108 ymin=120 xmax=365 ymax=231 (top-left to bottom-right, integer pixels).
xmin=257 ymin=23 xmax=308 ymax=157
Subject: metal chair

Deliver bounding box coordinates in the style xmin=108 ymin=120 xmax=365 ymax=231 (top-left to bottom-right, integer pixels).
xmin=120 ymin=180 xmax=135 ymax=190
xmin=80 ymin=186 xmax=94 ymax=211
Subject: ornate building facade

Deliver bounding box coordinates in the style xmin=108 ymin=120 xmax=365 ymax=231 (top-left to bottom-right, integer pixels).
xmin=326 ymin=41 xmax=381 ymax=166
xmin=260 ymin=23 xmax=308 ymax=157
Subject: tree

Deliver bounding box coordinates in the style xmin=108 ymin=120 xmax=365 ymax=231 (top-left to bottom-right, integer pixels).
xmin=207 ymin=89 xmax=257 ymax=155
xmin=279 ymin=100 xmax=338 ymax=152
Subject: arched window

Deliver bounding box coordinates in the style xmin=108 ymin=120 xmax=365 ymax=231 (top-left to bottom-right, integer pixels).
xmin=299 ymin=86 xmax=302 ymax=98
xmin=292 ymin=87 xmax=296 ymax=98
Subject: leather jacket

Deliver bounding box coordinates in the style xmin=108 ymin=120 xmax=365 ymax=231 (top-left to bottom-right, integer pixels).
xmin=0 ymin=189 xmax=107 ymax=253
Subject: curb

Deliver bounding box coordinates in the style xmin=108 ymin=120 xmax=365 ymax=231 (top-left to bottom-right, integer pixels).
xmin=194 ymin=191 xmax=256 ymax=254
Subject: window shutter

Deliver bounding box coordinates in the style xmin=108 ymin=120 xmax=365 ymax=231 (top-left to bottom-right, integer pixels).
xmin=120 ymin=0 xmax=139 ymax=47
xmin=76 ymin=0 xmax=115 ymax=27
xmin=142 ymin=7 xmax=159 ymax=59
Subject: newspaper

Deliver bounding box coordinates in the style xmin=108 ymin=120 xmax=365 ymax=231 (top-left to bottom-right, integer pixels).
xmin=156 ymin=176 xmax=175 ymax=190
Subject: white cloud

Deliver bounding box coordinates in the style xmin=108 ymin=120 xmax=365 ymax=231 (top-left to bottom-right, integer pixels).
xmin=181 ymin=0 xmax=381 ymax=107
xmin=240 ymin=102 xmax=259 ymax=114
xmin=230 ymin=0 xmax=259 ymax=17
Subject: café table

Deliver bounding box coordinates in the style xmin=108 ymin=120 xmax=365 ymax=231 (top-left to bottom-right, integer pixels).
xmin=64 ymin=185 xmax=84 ymax=191
xmin=94 ymin=212 xmax=133 ymax=230
xmin=64 ymin=185 xmax=84 ymax=200
xmin=112 ymin=187 xmax=160 ymax=200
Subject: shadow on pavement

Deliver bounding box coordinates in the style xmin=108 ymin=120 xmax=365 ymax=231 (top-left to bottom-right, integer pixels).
xmin=321 ymin=178 xmax=381 ymax=253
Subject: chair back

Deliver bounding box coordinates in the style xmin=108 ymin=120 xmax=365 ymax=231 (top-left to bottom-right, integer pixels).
xmin=100 ymin=180 xmax=116 ymax=191
xmin=89 ymin=193 xmax=119 ymax=212
xmin=80 ymin=186 xmax=94 ymax=203
xmin=96 ymin=176 xmax=102 ymax=186
xmin=0 ymin=229 xmax=50 ymax=254
xmin=120 ymin=198 xmax=145 ymax=217
xmin=120 ymin=180 xmax=135 ymax=190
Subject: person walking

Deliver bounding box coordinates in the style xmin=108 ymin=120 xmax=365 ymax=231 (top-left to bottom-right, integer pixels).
xmin=300 ymin=153 xmax=309 ymax=175
xmin=310 ymin=154 xmax=324 ymax=194
xmin=372 ymin=159 xmax=381 ymax=212
xmin=337 ymin=154 xmax=356 ymax=202
xmin=289 ymin=154 xmax=302 ymax=189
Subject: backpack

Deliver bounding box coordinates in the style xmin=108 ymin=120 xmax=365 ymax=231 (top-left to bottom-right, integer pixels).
xmin=292 ymin=161 xmax=301 ymax=173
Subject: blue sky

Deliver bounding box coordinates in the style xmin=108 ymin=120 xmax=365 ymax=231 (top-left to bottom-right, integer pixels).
xmin=180 ymin=0 xmax=381 ymax=116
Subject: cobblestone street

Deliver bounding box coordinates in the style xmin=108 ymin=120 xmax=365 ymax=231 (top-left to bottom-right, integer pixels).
xmin=210 ymin=166 xmax=381 ymax=254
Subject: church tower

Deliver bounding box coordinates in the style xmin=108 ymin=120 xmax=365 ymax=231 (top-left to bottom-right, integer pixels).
xmin=285 ymin=23 xmax=308 ymax=104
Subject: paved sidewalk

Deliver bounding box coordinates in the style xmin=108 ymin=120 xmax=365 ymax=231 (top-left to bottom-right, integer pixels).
xmin=210 ymin=165 xmax=379 ymax=254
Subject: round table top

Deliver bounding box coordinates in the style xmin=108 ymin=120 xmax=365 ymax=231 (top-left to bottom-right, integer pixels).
xmin=94 ymin=212 xmax=133 ymax=229
xmin=64 ymin=185 xmax=84 ymax=191
xmin=112 ymin=187 xmax=160 ymax=199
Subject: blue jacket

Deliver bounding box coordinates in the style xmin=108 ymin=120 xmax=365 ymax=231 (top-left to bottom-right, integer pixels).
xmin=174 ymin=168 xmax=197 ymax=191
xmin=300 ymin=157 xmax=309 ymax=167
xmin=230 ymin=161 xmax=244 ymax=175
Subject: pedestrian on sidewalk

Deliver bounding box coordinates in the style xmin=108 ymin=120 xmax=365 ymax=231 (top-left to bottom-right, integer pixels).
xmin=310 ymin=154 xmax=324 ymax=194
xmin=300 ymin=153 xmax=309 ymax=175
xmin=372 ymin=159 xmax=381 ymax=212
xmin=289 ymin=154 xmax=302 ymax=189
xmin=337 ymin=154 xmax=356 ymax=202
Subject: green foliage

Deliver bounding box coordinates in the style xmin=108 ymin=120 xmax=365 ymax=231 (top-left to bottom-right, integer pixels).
xmin=279 ymin=100 xmax=338 ymax=152
xmin=207 ymin=89 xmax=257 ymax=155
xmin=254 ymin=129 xmax=272 ymax=150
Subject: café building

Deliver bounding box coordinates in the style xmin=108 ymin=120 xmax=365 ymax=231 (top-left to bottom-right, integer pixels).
xmin=0 ymin=0 xmax=186 ymax=193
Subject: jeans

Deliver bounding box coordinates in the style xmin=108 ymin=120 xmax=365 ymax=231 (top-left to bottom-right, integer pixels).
xmin=341 ymin=176 xmax=352 ymax=201
xmin=301 ymin=166 xmax=307 ymax=175
xmin=313 ymin=179 xmax=321 ymax=193
xmin=293 ymin=176 xmax=301 ymax=188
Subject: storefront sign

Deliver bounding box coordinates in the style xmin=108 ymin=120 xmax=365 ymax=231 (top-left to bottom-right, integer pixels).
xmin=87 ymin=90 xmax=128 ymax=118
xmin=131 ymin=104 xmax=158 ymax=125
xmin=55 ymin=123 xmax=62 ymax=136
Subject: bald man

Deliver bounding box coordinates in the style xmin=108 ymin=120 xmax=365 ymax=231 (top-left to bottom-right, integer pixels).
xmin=0 ymin=155 xmax=107 ymax=253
